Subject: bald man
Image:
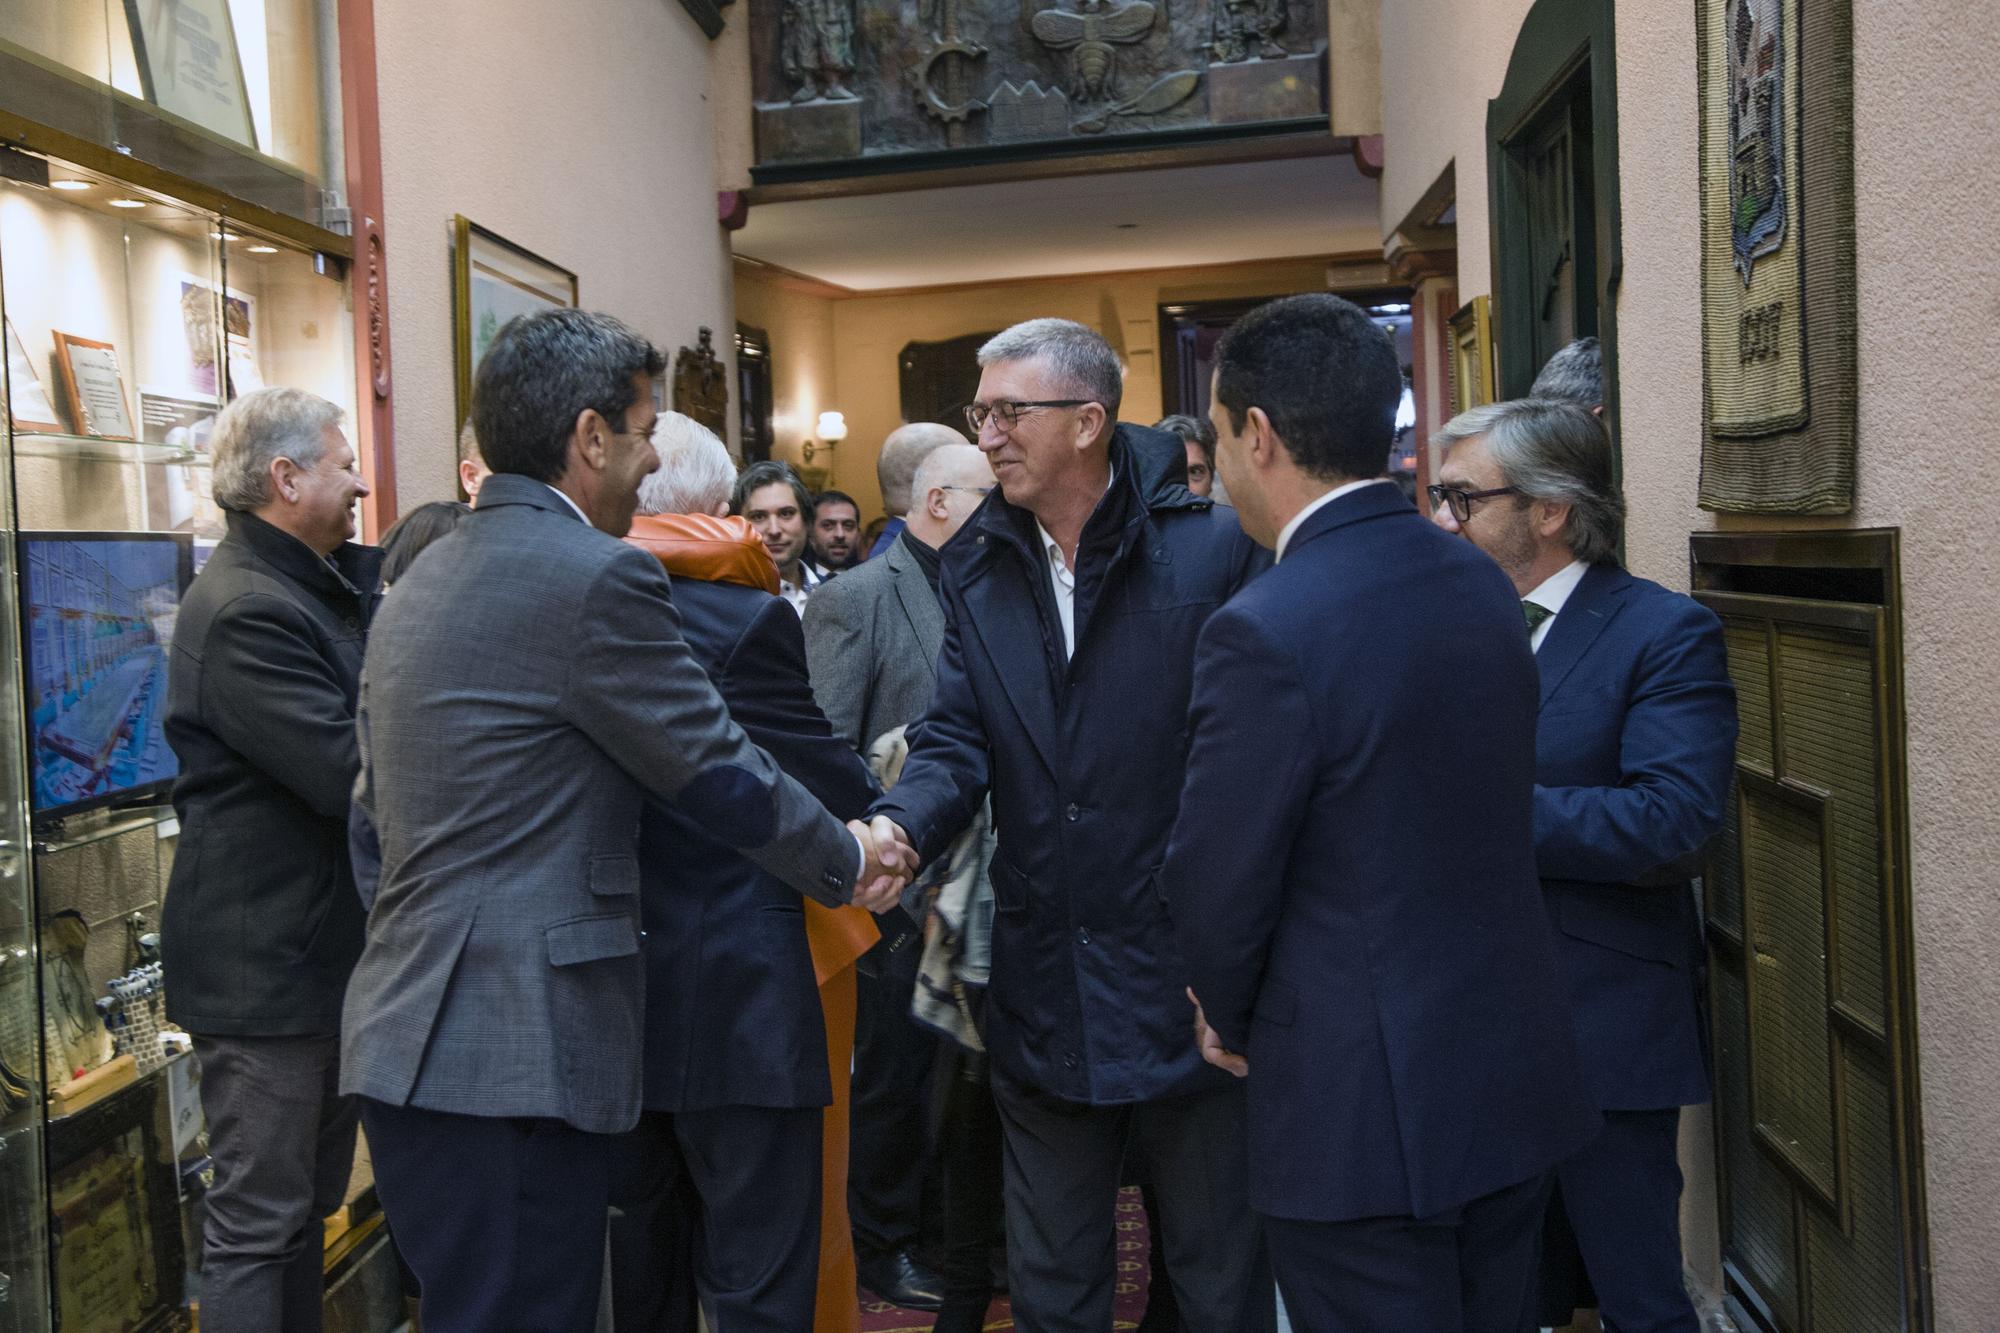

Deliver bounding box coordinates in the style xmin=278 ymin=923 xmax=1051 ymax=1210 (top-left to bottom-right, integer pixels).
xmin=806 ymin=443 xmax=996 ymax=1311
xmin=867 ymin=422 xmax=968 ymax=560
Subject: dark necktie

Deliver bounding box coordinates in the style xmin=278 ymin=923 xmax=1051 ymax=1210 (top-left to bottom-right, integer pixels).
xmin=1523 ymin=600 xmax=1554 ymax=634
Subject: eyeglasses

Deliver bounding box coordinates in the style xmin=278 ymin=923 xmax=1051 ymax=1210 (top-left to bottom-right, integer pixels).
xmin=964 ymin=399 xmax=1091 ymax=434
xmin=939 ymin=485 xmax=994 ymax=496
xmin=1426 ymin=484 xmax=1520 ymax=522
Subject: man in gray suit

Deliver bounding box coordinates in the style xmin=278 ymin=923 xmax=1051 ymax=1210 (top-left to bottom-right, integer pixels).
xmin=804 ymin=441 xmax=992 ymax=1309
xmin=341 ymin=309 xmax=909 ymax=1333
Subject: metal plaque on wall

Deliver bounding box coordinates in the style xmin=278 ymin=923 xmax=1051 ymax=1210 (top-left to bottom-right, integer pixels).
xmin=750 ymin=0 xmax=1328 ymax=171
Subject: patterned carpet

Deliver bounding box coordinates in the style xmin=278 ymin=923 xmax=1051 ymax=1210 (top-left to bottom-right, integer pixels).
xmin=858 ymin=1187 xmax=1155 ymax=1332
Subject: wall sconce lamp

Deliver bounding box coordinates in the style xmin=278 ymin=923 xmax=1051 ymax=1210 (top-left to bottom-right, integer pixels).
xmin=803 ymin=410 xmax=847 ymax=464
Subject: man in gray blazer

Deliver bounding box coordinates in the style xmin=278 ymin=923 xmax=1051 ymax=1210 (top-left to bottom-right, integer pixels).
xmin=804 ymin=441 xmax=992 ymax=1309
xmin=342 ymin=310 xmax=908 ymax=1333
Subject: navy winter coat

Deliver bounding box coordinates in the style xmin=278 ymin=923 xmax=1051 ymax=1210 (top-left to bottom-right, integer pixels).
xmin=870 ymin=425 xmax=1268 ymax=1104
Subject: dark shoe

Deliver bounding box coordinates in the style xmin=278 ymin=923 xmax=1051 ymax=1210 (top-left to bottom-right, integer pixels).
xmin=857 ymin=1247 xmax=947 ymax=1311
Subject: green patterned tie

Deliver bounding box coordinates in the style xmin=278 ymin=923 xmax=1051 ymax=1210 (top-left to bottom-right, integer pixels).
xmin=1523 ymin=600 xmax=1554 ymax=634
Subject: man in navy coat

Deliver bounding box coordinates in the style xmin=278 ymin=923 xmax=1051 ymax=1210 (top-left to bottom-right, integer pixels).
xmin=864 ymin=318 xmax=1273 ymax=1333
xmin=1160 ymin=294 xmax=1599 ymax=1332
xmin=1432 ymin=397 xmax=1737 ymax=1333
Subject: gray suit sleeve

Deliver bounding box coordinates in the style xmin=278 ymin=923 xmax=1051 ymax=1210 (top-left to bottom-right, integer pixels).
xmin=561 ymin=547 xmax=859 ymax=906
xmin=801 ymin=575 xmax=872 ymax=751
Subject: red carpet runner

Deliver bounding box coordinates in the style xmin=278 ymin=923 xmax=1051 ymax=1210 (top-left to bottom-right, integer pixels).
xmin=858 ymin=1186 xmax=1153 ymax=1331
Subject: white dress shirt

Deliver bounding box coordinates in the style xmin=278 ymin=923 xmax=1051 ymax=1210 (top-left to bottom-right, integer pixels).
xmin=543 ymin=484 xmax=590 ymax=525
xmin=777 ymin=562 xmax=824 ymax=619
xmin=1036 ymin=518 xmax=1078 ymax=659
xmin=1522 ymin=558 xmax=1589 ymax=653
xmin=1274 ymin=478 xmax=1395 ymax=562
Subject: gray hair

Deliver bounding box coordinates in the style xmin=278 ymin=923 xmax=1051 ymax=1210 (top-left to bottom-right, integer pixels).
xmin=1433 ymin=398 xmax=1624 ymax=563
xmin=977 ymin=318 xmax=1124 ymax=420
xmin=1528 ymin=337 xmax=1602 ymax=410
xmin=876 ymin=422 xmax=966 ymax=515
xmin=208 ymin=387 xmax=344 ymax=511
xmin=457 ymin=417 xmax=483 ymax=466
xmin=636 ymin=412 xmax=736 ymax=516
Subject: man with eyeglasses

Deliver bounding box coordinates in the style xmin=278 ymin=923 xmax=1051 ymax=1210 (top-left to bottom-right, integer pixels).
xmin=803 ymin=440 xmax=994 ymax=1317
xmin=859 ymin=318 xmax=1274 ymax=1333
xmin=1431 ymin=397 xmax=1737 ymax=1333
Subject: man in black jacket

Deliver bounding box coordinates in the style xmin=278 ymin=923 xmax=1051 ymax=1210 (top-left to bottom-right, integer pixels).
xmin=161 ymin=387 xmax=380 ymax=1333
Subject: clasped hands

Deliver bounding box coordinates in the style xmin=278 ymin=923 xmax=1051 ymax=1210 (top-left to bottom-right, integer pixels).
xmin=847 ymin=816 xmax=920 ymax=914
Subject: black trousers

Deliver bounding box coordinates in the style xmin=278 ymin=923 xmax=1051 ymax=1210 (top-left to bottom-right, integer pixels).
xmin=1264 ymin=1171 xmax=1551 ymax=1333
xmin=849 ymin=933 xmax=934 ymax=1256
xmin=360 ymin=1098 xmax=611 ymax=1333
xmin=930 ymin=1047 xmax=1006 ymax=1333
xmin=607 ymin=1105 xmax=822 ymax=1333
xmin=991 ymin=1069 xmax=1273 ymax=1333
xmin=1535 ymin=1108 xmax=1697 ymax=1333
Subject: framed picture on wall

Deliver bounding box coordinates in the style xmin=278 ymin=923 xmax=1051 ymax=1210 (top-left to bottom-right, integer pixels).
xmin=1447 ymin=296 xmax=1495 ymax=415
xmin=452 ymin=216 xmax=579 ymax=445
xmin=51 ymin=333 xmax=137 ymax=441
xmin=5 ymin=318 xmax=64 ymax=434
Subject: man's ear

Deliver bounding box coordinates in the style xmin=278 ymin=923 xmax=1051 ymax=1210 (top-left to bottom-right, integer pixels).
xmin=925 ymin=485 xmax=951 ymax=522
xmin=1245 ymin=406 xmax=1280 ymax=469
xmin=270 ymin=456 xmax=302 ymax=505
xmin=1073 ymin=401 xmax=1109 ymax=451
xmin=1533 ymin=498 xmax=1574 ymax=541
xmin=572 ymin=409 xmax=610 ymax=471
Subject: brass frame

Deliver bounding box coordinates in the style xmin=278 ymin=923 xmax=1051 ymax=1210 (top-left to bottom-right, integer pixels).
xmin=1692 ymin=528 xmax=1930 ymax=1332
xmin=1447 ymin=295 xmax=1494 ymax=415
xmin=449 ymin=215 xmax=579 ymax=442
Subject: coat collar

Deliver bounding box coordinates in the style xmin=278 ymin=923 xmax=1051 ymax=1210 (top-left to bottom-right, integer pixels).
xmin=1534 ymin=561 xmax=1633 ymax=706
xmin=224 ymin=509 xmax=382 ymax=604
xmin=966 ymin=423 xmax=1209 ymax=559
xmin=1275 ymin=478 xmax=1416 ymax=560
xmin=472 ymin=472 xmax=588 ymax=522
xmin=885 ymin=532 xmax=946 ymax=666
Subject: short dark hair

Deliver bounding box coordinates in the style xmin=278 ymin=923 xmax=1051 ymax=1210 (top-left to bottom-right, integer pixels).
xmin=472 ymin=308 xmax=665 ymax=484
xmin=1529 ymin=337 xmax=1602 ymax=410
xmin=379 ymin=500 xmax=471 ymax=584
xmin=732 ymin=460 xmax=812 ymax=517
xmin=812 ymin=489 xmax=860 ymax=518
xmin=1213 ymin=294 xmax=1402 ymax=482
xmin=1152 ymin=414 xmax=1216 ymax=463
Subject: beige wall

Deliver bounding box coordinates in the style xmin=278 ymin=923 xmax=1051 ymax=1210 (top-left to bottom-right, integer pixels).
xmin=375 ymin=0 xmax=735 ymax=513
xmin=1381 ymin=1 xmax=2000 ymax=1325
xmin=737 ymin=257 xmax=1350 ymax=519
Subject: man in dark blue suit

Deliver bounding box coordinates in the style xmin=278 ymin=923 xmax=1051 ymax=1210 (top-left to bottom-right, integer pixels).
xmin=607 ymin=432 xmax=882 ymax=1332
xmin=1161 ymin=294 xmax=1600 ymax=1332
xmin=864 ymin=318 xmax=1274 ymax=1333
xmin=1431 ymin=398 xmax=1737 ymax=1333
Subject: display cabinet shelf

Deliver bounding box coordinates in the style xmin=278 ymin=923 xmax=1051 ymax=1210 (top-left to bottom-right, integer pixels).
xmin=10 ymin=434 xmax=196 ymax=465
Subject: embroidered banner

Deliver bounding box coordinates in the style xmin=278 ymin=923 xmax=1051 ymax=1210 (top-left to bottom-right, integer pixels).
xmin=1697 ymin=0 xmax=1856 ymax=513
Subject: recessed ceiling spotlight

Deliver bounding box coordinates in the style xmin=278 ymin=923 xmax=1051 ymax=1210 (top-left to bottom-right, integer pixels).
xmin=246 ymin=245 xmax=279 ymax=254
xmin=50 ymin=180 xmax=91 ymax=192
xmin=108 ymin=198 xmax=147 ymax=208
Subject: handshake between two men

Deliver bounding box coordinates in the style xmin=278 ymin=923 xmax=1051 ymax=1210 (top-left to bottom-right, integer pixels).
xmin=850 ymin=816 xmax=921 ymax=914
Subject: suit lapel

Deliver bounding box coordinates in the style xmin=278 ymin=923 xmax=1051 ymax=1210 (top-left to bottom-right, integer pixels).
xmin=886 ymin=538 xmax=946 ymax=668
xmin=1536 ymin=563 xmax=1629 ymax=707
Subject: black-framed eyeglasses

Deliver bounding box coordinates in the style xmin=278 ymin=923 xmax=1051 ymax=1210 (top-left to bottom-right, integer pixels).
xmin=939 ymin=485 xmax=995 ymax=496
xmin=1426 ymin=484 xmax=1519 ymax=522
xmin=964 ymin=399 xmax=1091 ymax=433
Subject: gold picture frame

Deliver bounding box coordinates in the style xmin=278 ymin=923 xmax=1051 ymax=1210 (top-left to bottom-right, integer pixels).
xmin=451 ymin=216 xmax=579 ymax=447
xmin=1447 ymin=295 xmax=1495 ymax=415
xmin=51 ymin=332 xmax=137 ymax=441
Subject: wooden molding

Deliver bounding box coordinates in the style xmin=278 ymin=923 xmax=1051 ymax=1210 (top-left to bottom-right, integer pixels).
xmin=338 ymin=0 xmax=396 ymax=536
xmin=734 ymin=249 xmax=1382 ymax=303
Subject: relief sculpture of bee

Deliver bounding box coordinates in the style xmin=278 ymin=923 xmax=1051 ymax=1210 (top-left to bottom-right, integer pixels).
xmin=1029 ymin=0 xmax=1158 ymax=104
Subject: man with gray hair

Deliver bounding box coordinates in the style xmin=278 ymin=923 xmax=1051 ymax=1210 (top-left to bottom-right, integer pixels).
xmin=861 ymin=317 xmax=1274 ymax=1332
xmin=161 ymin=387 xmax=381 ymax=1333
xmin=1430 ymin=397 xmax=1736 ymax=1333
xmin=1529 ymin=336 xmax=1604 ymax=415
xmin=867 ymin=421 xmax=967 ymax=559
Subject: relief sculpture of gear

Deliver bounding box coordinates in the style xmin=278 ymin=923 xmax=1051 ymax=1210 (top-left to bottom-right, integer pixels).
xmin=909 ymin=0 xmax=988 ymax=126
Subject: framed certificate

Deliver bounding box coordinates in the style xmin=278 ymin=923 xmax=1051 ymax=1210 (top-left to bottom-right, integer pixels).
xmin=123 ymin=0 xmax=258 ymax=150
xmin=52 ymin=333 xmax=137 ymax=441
xmin=5 ymin=318 xmax=63 ymax=434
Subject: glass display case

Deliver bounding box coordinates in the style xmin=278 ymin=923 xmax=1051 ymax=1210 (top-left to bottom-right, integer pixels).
xmin=0 ymin=143 xmax=355 ymax=1331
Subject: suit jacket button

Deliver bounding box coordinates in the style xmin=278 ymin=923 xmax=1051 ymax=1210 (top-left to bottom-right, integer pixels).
xmin=1076 ymin=927 xmax=1090 ymax=945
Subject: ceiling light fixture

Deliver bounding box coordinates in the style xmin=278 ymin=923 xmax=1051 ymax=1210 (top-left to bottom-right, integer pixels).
xmin=50 ymin=180 xmax=91 ymax=192
xmin=247 ymin=244 xmax=279 ymax=254
xmin=108 ymin=198 xmax=147 ymax=209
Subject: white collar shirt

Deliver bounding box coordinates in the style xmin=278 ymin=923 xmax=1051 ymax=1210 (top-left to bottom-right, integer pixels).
xmin=1522 ymin=558 xmax=1590 ymax=653
xmin=543 ymin=484 xmax=590 ymax=525
xmin=777 ymin=563 xmax=821 ymax=619
xmin=1274 ymin=478 xmax=1395 ymax=562
xmin=1033 ymin=467 xmax=1114 ymax=661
